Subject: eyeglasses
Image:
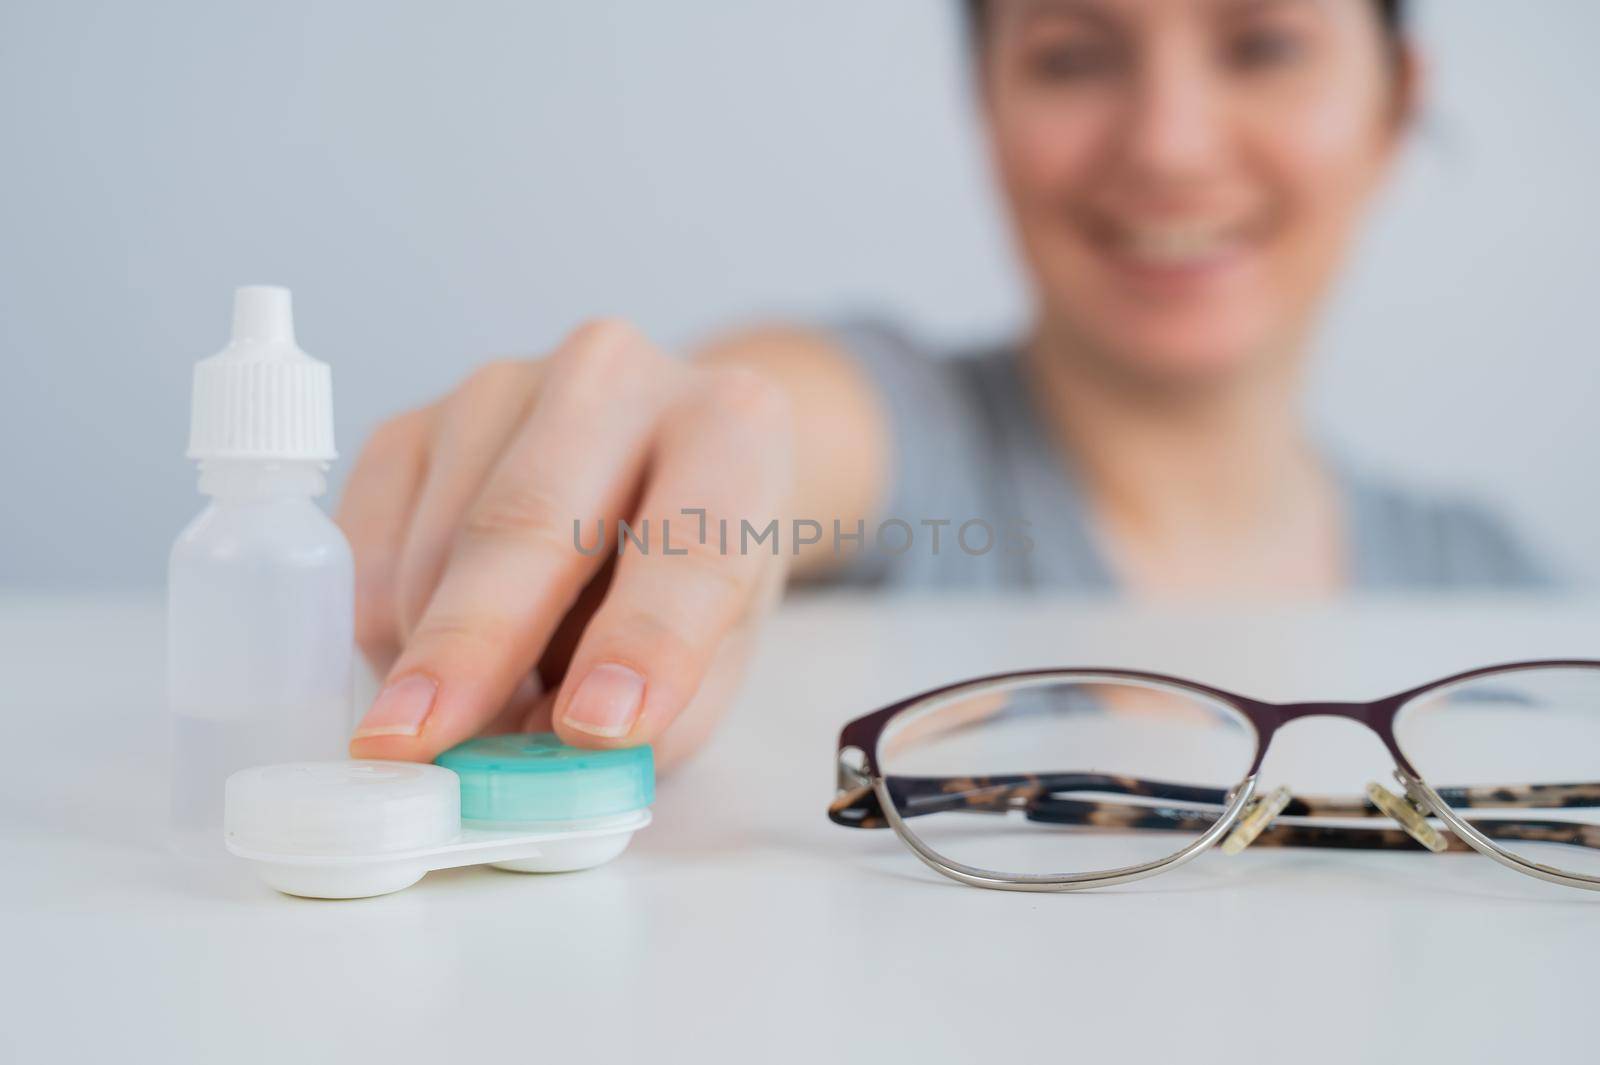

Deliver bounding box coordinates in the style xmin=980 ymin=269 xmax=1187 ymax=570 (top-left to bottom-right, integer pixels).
xmin=829 ymin=661 xmax=1600 ymax=893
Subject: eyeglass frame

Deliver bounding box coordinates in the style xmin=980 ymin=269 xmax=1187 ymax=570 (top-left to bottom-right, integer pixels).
xmin=829 ymin=659 xmax=1600 ymax=893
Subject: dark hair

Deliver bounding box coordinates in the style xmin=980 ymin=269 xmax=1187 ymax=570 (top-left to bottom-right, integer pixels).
xmin=963 ymin=0 xmax=1408 ymax=49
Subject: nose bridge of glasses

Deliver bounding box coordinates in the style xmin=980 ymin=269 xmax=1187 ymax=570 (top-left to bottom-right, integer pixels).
xmin=1267 ymin=700 xmax=1385 ymax=727
xmin=1237 ymin=702 xmax=1451 ymax=854
xmin=1263 ymin=699 xmax=1401 ymax=749
xmin=1262 ymin=699 xmax=1410 ymax=762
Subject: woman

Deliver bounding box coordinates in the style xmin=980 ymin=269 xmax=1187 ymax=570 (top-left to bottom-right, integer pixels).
xmin=337 ymin=0 xmax=1549 ymax=770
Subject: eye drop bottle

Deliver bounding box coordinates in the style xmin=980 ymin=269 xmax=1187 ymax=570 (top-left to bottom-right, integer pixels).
xmin=168 ymin=286 xmax=354 ymax=857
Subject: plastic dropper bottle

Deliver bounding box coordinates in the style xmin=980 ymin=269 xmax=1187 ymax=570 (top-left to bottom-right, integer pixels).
xmin=168 ymin=286 xmax=354 ymax=857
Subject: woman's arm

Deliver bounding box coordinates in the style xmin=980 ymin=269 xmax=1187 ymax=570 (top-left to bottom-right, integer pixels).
xmin=695 ymin=325 xmax=890 ymax=580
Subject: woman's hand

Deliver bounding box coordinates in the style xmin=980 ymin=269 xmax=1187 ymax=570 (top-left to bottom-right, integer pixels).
xmin=337 ymin=319 xmax=797 ymax=770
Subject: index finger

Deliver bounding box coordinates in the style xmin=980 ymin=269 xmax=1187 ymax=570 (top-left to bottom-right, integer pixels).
xmin=349 ymin=321 xmax=682 ymax=761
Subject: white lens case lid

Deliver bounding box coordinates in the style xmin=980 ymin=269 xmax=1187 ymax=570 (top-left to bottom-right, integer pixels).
xmin=224 ymin=760 xmax=650 ymax=899
xmin=226 ymin=761 xmax=460 ymax=857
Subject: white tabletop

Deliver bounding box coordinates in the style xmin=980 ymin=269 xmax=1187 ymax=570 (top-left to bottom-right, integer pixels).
xmin=2 ymin=591 xmax=1597 ymax=1064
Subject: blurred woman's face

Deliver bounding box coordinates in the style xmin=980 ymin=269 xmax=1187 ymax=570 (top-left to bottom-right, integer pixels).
xmin=981 ymin=0 xmax=1408 ymax=382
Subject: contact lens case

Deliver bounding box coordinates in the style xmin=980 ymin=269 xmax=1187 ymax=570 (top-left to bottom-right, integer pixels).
xmin=223 ymin=734 xmax=653 ymax=899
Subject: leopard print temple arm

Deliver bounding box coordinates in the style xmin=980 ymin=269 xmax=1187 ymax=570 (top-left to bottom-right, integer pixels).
xmin=828 ymin=772 xmax=1600 ymax=852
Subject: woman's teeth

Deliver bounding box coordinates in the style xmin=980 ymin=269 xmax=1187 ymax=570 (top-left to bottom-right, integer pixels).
xmin=1118 ymin=224 xmax=1241 ymax=265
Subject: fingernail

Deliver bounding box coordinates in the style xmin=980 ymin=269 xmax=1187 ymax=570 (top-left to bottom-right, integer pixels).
xmin=562 ymin=664 xmax=645 ymax=738
xmin=354 ymin=674 xmax=439 ymax=739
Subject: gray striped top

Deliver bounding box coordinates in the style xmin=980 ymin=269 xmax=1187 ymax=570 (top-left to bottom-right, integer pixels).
xmin=827 ymin=320 xmax=1554 ymax=592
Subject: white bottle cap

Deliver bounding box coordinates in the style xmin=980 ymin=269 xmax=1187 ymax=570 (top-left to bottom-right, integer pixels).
xmin=186 ymin=286 xmax=337 ymax=461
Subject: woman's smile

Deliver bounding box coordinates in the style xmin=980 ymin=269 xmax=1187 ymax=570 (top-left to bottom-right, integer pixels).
xmin=1081 ymin=208 xmax=1272 ymax=297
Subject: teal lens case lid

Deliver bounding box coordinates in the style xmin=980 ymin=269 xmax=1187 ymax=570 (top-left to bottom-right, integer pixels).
xmin=435 ymin=733 xmax=654 ymax=824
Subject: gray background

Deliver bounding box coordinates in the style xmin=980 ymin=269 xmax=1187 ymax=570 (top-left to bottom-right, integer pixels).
xmin=2 ymin=0 xmax=1596 ymax=590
